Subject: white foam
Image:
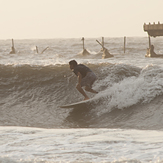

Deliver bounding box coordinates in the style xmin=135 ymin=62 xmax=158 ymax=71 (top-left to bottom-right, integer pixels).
xmin=0 ymin=127 xmax=163 ymax=162
xmin=93 ymin=65 xmax=163 ymax=115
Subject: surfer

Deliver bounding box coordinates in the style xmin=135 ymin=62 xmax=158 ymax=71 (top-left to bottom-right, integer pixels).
xmin=69 ymin=60 xmax=98 ymax=100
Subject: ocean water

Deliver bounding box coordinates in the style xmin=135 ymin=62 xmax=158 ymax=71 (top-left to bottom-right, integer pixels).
xmin=1 ymin=37 xmax=163 ymax=163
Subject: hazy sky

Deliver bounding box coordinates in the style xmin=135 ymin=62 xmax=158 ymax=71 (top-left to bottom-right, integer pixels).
xmin=0 ymin=0 xmax=162 ymax=39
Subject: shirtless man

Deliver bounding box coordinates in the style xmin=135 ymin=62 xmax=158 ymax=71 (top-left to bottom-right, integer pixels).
xmin=69 ymin=60 xmax=98 ymax=100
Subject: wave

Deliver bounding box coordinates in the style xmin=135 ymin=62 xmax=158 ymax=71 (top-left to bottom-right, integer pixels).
xmin=0 ymin=63 xmax=163 ymax=129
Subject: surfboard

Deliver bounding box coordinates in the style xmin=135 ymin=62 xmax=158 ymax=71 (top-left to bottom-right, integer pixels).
xmin=60 ymin=99 xmax=92 ymax=108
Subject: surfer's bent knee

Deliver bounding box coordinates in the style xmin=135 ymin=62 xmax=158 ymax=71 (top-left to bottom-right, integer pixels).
xmin=85 ymin=86 xmax=90 ymax=91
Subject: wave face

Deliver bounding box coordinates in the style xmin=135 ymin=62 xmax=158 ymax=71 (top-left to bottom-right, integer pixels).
xmin=1 ymin=63 xmax=163 ymax=129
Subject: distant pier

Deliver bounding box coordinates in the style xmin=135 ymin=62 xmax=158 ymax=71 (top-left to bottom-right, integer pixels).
xmin=144 ymin=22 xmax=163 ymax=57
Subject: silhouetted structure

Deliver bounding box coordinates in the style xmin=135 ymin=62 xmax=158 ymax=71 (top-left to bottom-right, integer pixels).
xmin=80 ymin=37 xmax=90 ymax=56
xmin=144 ymin=22 xmax=163 ymax=57
xmin=9 ymin=39 xmax=16 ymax=54
xmin=96 ymin=38 xmax=113 ymax=59
xmin=35 ymin=46 xmax=49 ymax=54
xmin=41 ymin=47 xmax=49 ymax=54
xmin=36 ymin=46 xmax=39 ymax=54
xmin=124 ymin=36 xmax=126 ymax=53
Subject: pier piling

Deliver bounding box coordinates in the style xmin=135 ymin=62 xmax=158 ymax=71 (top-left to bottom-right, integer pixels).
xmin=124 ymin=36 xmax=126 ymax=53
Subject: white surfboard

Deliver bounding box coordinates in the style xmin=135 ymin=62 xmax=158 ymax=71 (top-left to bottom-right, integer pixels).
xmin=60 ymin=99 xmax=93 ymax=108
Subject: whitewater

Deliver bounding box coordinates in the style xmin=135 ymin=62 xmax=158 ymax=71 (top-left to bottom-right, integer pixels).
xmin=0 ymin=37 xmax=163 ymax=162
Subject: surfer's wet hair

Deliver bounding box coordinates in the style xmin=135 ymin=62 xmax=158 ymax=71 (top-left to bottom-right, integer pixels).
xmin=69 ymin=60 xmax=77 ymax=66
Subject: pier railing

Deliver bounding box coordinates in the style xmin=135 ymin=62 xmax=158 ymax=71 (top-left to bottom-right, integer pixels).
xmin=144 ymin=22 xmax=163 ymax=37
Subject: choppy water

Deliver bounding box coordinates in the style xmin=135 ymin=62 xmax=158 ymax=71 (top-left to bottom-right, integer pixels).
xmin=1 ymin=37 xmax=163 ymax=162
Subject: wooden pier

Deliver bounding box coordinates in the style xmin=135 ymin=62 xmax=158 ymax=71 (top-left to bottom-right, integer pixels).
xmin=144 ymin=22 xmax=163 ymax=57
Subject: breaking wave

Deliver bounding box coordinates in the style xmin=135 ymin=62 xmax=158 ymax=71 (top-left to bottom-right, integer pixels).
xmin=1 ymin=63 xmax=163 ymax=129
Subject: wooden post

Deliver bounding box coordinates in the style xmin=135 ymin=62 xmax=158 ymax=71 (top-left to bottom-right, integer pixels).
xmin=41 ymin=47 xmax=49 ymax=54
xmin=9 ymin=38 xmax=16 ymax=54
xmin=96 ymin=40 xmax=104 ymax=49
xmin=12 ymin=39 xmax=14 ymax=48
xmin=148 ymin=34 xmax=151 ymax=48
xmin=36 ymin=46 xmax=39 ymax=54
xmin=124 ymin=36 xmax=126 ymax=53
xmin=81 ymin=37 xmax=85 ymax=50
xmin=102 ymin=37 xmax=104 ymax=47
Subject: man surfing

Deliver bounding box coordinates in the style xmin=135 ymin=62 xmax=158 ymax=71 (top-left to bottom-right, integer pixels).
xmin=69 ymin=60 xmax=98 ymax=100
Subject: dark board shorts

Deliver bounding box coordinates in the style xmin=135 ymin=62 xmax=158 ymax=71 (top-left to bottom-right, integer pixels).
xmin=81 ymin=72 xmax=97 ymax=88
